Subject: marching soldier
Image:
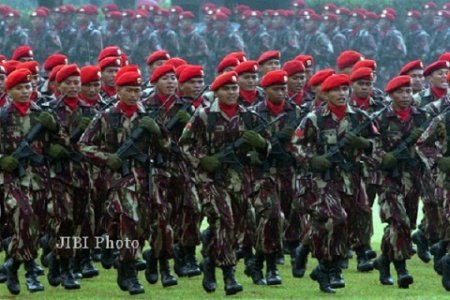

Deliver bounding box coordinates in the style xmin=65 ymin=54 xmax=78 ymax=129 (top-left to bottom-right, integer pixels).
xmin=347 ymin=11 xmax=377 ymax=59
xmin=1 ymin=10 xmax=29 ymax=58
xmin=102 ymin=11 xmax=131 ymax=54
xmin=399 ymin=60 xmax=426 ymax=95
xmin=271 ymin=10 xmax=300 ymax=63
xmin=257 ymin=51 xmax=281 ymax=77
xmin=322 ymin=13 xmax=347 ymax=67
xmin=284 ymin=60 xmax=308 ymax=107
xmin=235 ymin=60 xmax=264 ymax=107
xmin=428 ymin=10 xmax=450 ymax=62
xmin=178 ymin=11 xmax=210 ymax=67
xmin=241 ymin=10 xmax=272 ymax=61
xmin=414 ymin=60 xmax=450 ymax=107
xmin=404 ymin=11 xmax=430 ymax=63
xmin=150 ymin=9 xmax=180 ymax=57
xmin=99 ymin=57 xmax=121 ymax=102
xmin=51 ymin=6 xmax=77 ymax=56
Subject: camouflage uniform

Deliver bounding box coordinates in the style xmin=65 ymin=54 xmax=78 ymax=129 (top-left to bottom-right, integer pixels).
xmin=129 ymin=27 xmax=162 ymax=73
xmin=272 ymin=27 xmax=301 ymax=63
xmin=149 ymin=27 xmax=180 ymax=57
xmin=347 ymin=28 xmax=377 ymax=59
xmin=238 ymin=88 xmax=265 ymax=108
xmin=429 ymin=25 xmax=450 ymax=62
xmin=300 ymin=30 xmax=333 ymax=70
xmin=2 ymin=25 xmax=29 ymax=58
xmin=405 ymin=25 xmax=430 ymax=63
xmin=242 ymin=25 xmax=272 ymax=60
xmin=179 ymin=27 xmax=210 ymax=67
xmin=325 ymin=28 xmax=347 ymax=67
xmin=68 ymin=23 xmax=103 ymax=66
xmin=377 ymin=28 xmax=407 ymax=87
xmin=209 ymin=26 xmax=245 ymax=67
xmin=414 ymin=87 xmax=441 ymax=108
xmin=102 ymin=26 xmax=131 ymax=54
xmin=54 ymin=23 xmax=77 ymax=56
xmin=29 ymin=25 xmax=62 ymax=64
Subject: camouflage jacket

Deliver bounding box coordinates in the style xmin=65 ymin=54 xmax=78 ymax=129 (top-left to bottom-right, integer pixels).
xmin=179 ymin=28 xmax=210 ymax=66
xmin=238 ymin=88 xmax=265 ymax=108
xmin=241 ymin=25 xmax=272 ymax=60
xmin=413 ymin=88 xmax=442 ymax=108
xmin=150 ymin=27 xmax=180 ymax=57
xmin=2 ymin=26 xmax=29 ymax=58
xmin=55 ymin=23 xmax=77 ymax=55
xmin=405 ymin=26 xmax=430 ymax=62
xmin=347 ymin=28 xmax=377 ymax=59
xmin=325 ymin=28 xmax=347 ymax=66
xmin=377 ymin=28 xmax=407 ymax=63
xmin=424 ymin=94 xmax=450 ymax=117
xmin=209 ymin=27 xmax=245 ymax=65
xmin=129 ymin=27 xmax=162 ymax=70
xmin=348 ymin=95 xmax=386 ymax=115
xmin=29 ymin=26 xmax=62 ymax=63
xmin=429 ymin=26 xmax=450 ymax=62
xmin=68 ymin=23 xmax=103 ymax=66
xmin=102 ymin=26 xmax=131 ymax=54
xmin=272 ymin=27 xmax=301 ymax=63
xmin=300 ymin=30 xmax=333 ymax=69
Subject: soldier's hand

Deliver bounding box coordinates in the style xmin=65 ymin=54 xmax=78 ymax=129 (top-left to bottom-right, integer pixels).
xmin=48 ymin=144 xmax=70 ymax=159
xmin=199 ymin=155 xmax=221 ymax=172
xmin=78 ymin=117 xmax=91 ymax=131
xmin=36 ymin=112 xmax=57 ymax=132
xmin=410 ymin=128 xmax=424 ymax=142
xmin=343 ymin=132 xmax=370 ymax=149
xmin=278 ymin=127 xmax=295 ymax=142
xmin=381 ymin=152 xmax=397 ymax=169
xmin=310 ymin=155 xmax=331 ymax=172
xmin=176 ymin=110 xmax=191 ymax=124
xmin=243 ymin=130 xmax=267 ymax=149
xmin=106 ymin=154 xmax=123 ymax=170
xmin=140 ymin=116 xmax=161 ymax=137
xmin=0 ymin=156 xmax=19 ymax=172
xmin=437 ymin=156 xmax=450 ymax=173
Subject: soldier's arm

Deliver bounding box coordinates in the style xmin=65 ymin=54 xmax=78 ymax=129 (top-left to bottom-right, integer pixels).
xmin=289 ymin=113 xmax=318 ymax=170
xmin=416 ymin=114 xmax=445 ymax=170
xmin=78 ymin=112 xmax=109 ymax=166
xmin=179 ymin=108 xmax=208 ymax=169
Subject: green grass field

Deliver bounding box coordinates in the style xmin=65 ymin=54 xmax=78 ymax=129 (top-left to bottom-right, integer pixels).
xmin=0 ymin=203 xmax=449 ymax=299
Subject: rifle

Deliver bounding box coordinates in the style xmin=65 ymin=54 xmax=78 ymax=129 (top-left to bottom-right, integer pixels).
xmin=322 ymin=105 xmax=389 ymax=181
xmin=213 ymin=113 xmax=287 ymax=178
xmin=267 ymin=115 xmax=301 ymax=168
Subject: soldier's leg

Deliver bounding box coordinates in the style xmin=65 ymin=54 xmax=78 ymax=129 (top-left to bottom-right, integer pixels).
xmin=440 ymin=187 xmax=450 ymax=291
xmin=280 ymin=168 xmax=300 ymax=258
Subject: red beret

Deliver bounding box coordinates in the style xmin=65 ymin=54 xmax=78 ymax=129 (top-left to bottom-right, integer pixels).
xmin=56 ymin=64 xmax=80 ymax=83
xmin=350 ymin=11 xmax=365 ymax=19
xmin=52 ymin=6 xmax=69 ymax=14
xmin=156 ymin=9 xmax=170 ymax=17
xmin=263 ymin=9 xmax=275 ymax=17
xmin=102 ymin=3 xmax=119 ymax=13
xmin=244 ymin=10 xmax=262 ymax=19
xmin=211 ymin=71 xmax=238 ymax=91
xmin=282 ymin=60 xmax=305 ymax=76
xmin=115 ymin=65 xmax=141 ymax=82
xmin=436 ymin=10 xmax=450 ymax=19
xmin=98 ymin=46 xmax=122 ymax=62
xmin=439 ymin=52 xmax=450 ymax=62
xmin=382 ymin=8 xmax=397 ymax=17
xmin=321 ymin=4 xmax=337 ymax=12
xmin=0 ymin=6 xmax=11 ymax=16
xmin=77 ymin=5 xmax=98 ymax=15
xmin=120 ymin=53 xmax=129 ymax=66
xmin=224 ymin=52 xmax=247 ymax=63
xmin=321 ymin=74 xmax=350 ymax=92
xmin=399 ymin=60 xmax=424 ymax=75
xmin=0 ymin=55 xmax=6 ymax=63
xmin=180 ymin=11 xmax=195 ymax=20
xmin=350 ymin=67 xmax=374 ymax=82
xmin=12 ymin=46 xmax=34 ymax=60
xmin=235 ymin=5 xmax=250 ymax=13
xmin=98 ymin=57 xmax=121 ymax=71
xmin=106 ymin=11 xmax=123 ymax=20
xmin=115 ymin=72 xmax=142 ymax=87
xmin=146 ymin=50 xmax=170 ymax=65
xmin=235 ymin=60 xmax=258 ymax=75
xmin=122 ymin=9 xmax=135 ymax=17
xmin=258 ymin=50 xmax=281 ymax=65
xmin=80 ymin=65 xmax=101 ymax=84
xmin=150 ymin=64 xmax=176 ymax=83
xmin=364 ymin=12 xmax=379 ymax=20
xmin=133 ymin=9 xmax=148 ymax=19
xmin=44 ymin=54 xmax=68 ymax=72
xmin=424 ymin=2 xmax=438 ymax=10
xmin=292 ymin=0 xmax=306 ymax=8
xmin=424 ymin=60 xmax=450 ymax=76
xmin=18 ymin=61 xmax=39 ymax=75
xmin=164 ymin=57 xmax=187 ymax=68
xmin=385 ymin=75 xmax=411 ymax=93
xmin=261 ymin=70 xmax=288 ymax=87
xmin=175 ymin=64 xmax=191 ymax=78
xmin=217 ymin=57 xmax=240 ymax=73
xmin=352 ymin=59 xmax=377 ymax=71
xmin=323 ymin=13 xmax=338 ymax=21
xmin=407 ymin=10 xmax=421 ymax=19
xmin=170 ymin=6 xmax=183 ymax=14
xmin=49 ymin=65 xmax=64 ymax=82
xmin=30 ymin=8 xmax=48 ymax=18
xmin=6 ymin=10 xmax=21 ymax=18
xmin=147 ymin=5 xmax=160 ymax=13
xmin=336 ymin=7 xmax=351 ymax=16
xmin=305 ymin=13 xmax=323 ymax=21
xmin=447 ymin=72 xmax=450 ymax=82
xmin=309 ymin=69 xmax=335 ymax=86
xmin=217 ymin=6 xmax=232 ymax=16
xmin=295 ymin=55 xmax=314 ymax=67
xmin=5 ymin=69 xmax=32 ymax=91
xmin=337 ymin=50 xmax=363 ymax=69
xmin=3 ymin=60 xmax=20 ymax=75
xmin=200 ymin=3 xmax=216 ymax=14
xmin=213 ymin=12 xmax=228 ymax=21
xmin=380 ymin=13 xmax=395 ymax=22
xmin=179 ymin=65 xmax=204 ymax=84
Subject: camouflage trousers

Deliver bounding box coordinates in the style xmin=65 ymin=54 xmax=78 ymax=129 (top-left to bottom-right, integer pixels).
xmin=277 ymin=167 xmax=300 ymax=243
xmin=379 ymin=172 xmax=420 ymax=261
xmin=295 ymin=175 xmax=316 ymax=247
xmin=419 ymin=170 xmax=443 ymax=244
xmin=441 ymin=177 xmax=450 ymax=253
xmin=3 ymin=182 xmax=39 ymax=262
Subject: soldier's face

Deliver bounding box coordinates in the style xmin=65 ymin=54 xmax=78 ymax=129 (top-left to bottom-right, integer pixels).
xmin=423 ymin=10 xmax=434 ymax=20
xmin=31 ymin=74 xmax=39 ymax=91
xmin=30 ymin=17 xmax=46 ymax=29
xmin=214 ymin=20 xmax=227 ymax=30
xmin=326 ymin=85 xmax=349 ymax=106
xmin=287 ymin=73 xmax=307 ymax=93
xmin=154 ymin=15 xmax=165 ymax=26
xmin=149 ymin=60 xmax=167 ymax=73
xmin=180 ymin=77 xmax=204 ymax=99
xmin=352 ymin=80 xmax=373 ymax=99
xmin=433 ymin=16 xmax=445 ymax=28
xmin=217 ymin=84 xmax=239 ymax=105
xmin=180 ymin=19 xmax=193 ymax=30
xmin=59 ymin=76 xmax=81 ymax=98
xmin=102 ymin=66 xmax=120 ymax=87
xmin=156 ymin=73 xmax=177 ymax=95
xmin=304 ymin=19 xmax=316 ymax=32
xmin=246 ymin=16 xmax=259 ymax=28
xmin=262 ymin=16 xmax=272 ymax=27
xmin=76 ymin=13 xmax=89 ymax=25
xmin=428 ymin=68 xmax=449 ymax=89
xmin=8 ymin=82 xmax=32 ymax=103
xmin=265 ymin=85 xmax=287 ymax=104
xmin=81 ymin=81 xmax=101 ymax=100
xmin=118 ymin=86 xmax=141 ymax=106
xmin=134 ymin=18 xmax=147 ymax=31
xmin=0 ymin=74 xmax=5 ymax=93
xmin=391 ymin=86 xmax=413 ymax=109
xmin=348 ymin=17 xmax=358 ymax=28
xmin=305 ymin=67 xmax=313 ymax=81
xmin=106 ymin=19 xmax=120 ymax=30
xmin=408 ymin=69 xmax=425 ymax=93
xmin=261 ymin=60 xmax=281 ymax=75
xmin=272 ymin=16 xmax=283 ymax=29
xmin=405 ymin=17 xmax=415 ymax=28
xmin=238 ymin=73 xmax=258 ymax=92
xmin=5 ymin=17 xmax=19 ymax=27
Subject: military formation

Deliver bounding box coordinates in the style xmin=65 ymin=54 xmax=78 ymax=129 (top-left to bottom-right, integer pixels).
xmin=0 ymin=0 xmax=450 ymax=297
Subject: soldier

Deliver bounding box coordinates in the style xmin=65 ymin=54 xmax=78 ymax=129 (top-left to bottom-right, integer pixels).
xmin=257 ymin=51 xmax=281 ymax=77
xmin=373 ymin=75 xmax=427 ymax=289
xmin=322 ymin=13 xmax=347 ymax=67
xmin=295 ymin=55 xmax=314 ymax=83
xmin=413 ymin=60 xmax=450 ymax=107
xmin=347 ymin=11 xmax=377 ymax=59
xmin=0 ymin=64 xmax=7 ymax=107
xmin=404 ymin=11 xmax=430 ymax=63
xmin=422 ymin=2 xmax=438 ymax=33
xmin=102 ymin=11 xmax=131 ymax=54
xmin=271 ymin=10 xmax=300 ymax=63
xmin=336 ymin=50 xmax=363 ymax=75
xmin=283 ymin=60 xmax=308 ymax=107
xmin=1 ymin=10 xmax=29 ymax=58
xmin=241 ymin=10 xmax=272 ymax=61
xmin=28 ymin=9 xmax=62 ymax=64
xmin=99 ymin=57 xmax=121 ymax=102
xmin=335 ymin=7 xmax=351 ymax=35
xmin=178 ymin=65 xmax=210 ymax=110
xmin=18 ymin=61 xmax=53 ymax=107
xmin=68 ymin=7 xmax=103 ymax=66
xmin=399 ymin=60 xmax=425 ymax=95
xmin=304 ymin=69 xmax=335 ymax=112
xmin=150 ymin=9 xmax=180 ymax=57
xmin=363 ymin=12 xmax=381 ymax=45
xmin=290 ymin=74 xmax=376 ymax=293
xmin=169 ymin=6 xmax=183 ymax=31
xmin=235 ymin=60 xmax=264 ymax=107
xmin=78 ymin=65 xmax=106 ymax=110
xmin=351 ymin=59 xmax=386 ymax=103
xmin=39 ymin=54 xmax=68 ymax=97
xmin=178 ymin=11 xmax=210 ymax=67
xmin=50 ymin=6 xmax=77 ymax=56
xmin=11 ymin=45 xmax=34 ymax=62
xmin=429 ymin=10 xmax=450 ymax=62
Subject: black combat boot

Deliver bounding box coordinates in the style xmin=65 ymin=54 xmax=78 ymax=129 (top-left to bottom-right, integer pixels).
xmin=39 ymin=234 xmax=51 ymax=268
xmin=355 ymin=246 xmax=374 ymax=272
xmin=126 ymin=262 xmax=145 ymax=295
xmin=200 ymin=228 xmax=211 ymax=258
xmin=185 ymin=246 xmax=201 ymax=277
xmin=5 ymin=258 xmax=21 ymax=295
xmin=373 ymin=254 xmax=394 ymax=285
xmin=79 ymin=249 xmax=99 ymax=278
xmin=91 ymin=248 xmax=101 ymax=262
xmin=248 ymin=252 xmax=266 ymax=285
xmin=266 ymin=253 xmax=282 ymax=285
xmin=365 ymin=246 xmax=377 ymax=260
xmin=222 ymin=265 xmax=243 ymax=295
xmin=412 ymin=229 xmax=432 ymax=263
xmin=431 ymin=241 xmax=448 ymax=275
xmin=24 ymin=260 xmax=44 ymax=293
xmin=173 ymin=244 xmax=189 ymax=277
xmin=143 ymin=249 xmax=158 ymax=284
xmin=159 ymin=258 xmax=177 ymax=287
xmin=310 ymin=261 xmax=336 ymax=294
xmin=60 ymin=257 xmax=80 ymax=289
xmin=393 ymin=260 xmax=414 ymax=288
xmin=47 ymin=252 xmax=61 ymax=287
xmin=286 ymin=240 xmax=300 ymax=258
xmin=116 ymin=261 xmax=128 ymax=291
xmin=100 ymin=234 xmax=115 ymax=269
xmin=329 ymin=261 xmax=345 ymax=289
xmin=134 ymin=258 xmax=146 ymax=271
xmin=276 ymin=251 xmax=285 ymax=265
xmin=441 ymin=254 xmax=450 ymax=291
xmin=0 ymin=263 xmax=7 ymax=283
xmin=202 ymin=256 xmax=217 ymax=293
xmin=292 ymin=244 xmax=310 ymax=278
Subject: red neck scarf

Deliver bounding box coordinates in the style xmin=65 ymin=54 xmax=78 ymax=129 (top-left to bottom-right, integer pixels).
xmin=118 ymin=101 xmax=138 ymax=118
xmin=431 ymin=86 xmax=448 ymax=99
xmin=157 ymin=92 xmax=175 ymax=110
xmin=328 ymin=103 xmax=347 ymax=121
xmin=394 ymin=106 xmax=412 ymax=122
xmin=409 ymin=24 xmax=420 ymax=32
xmin=79 ymin=93 xmax=99 ymax=107
xmin=266 ymin=99 xmax=285 ymax=116
xmin=192 ymin=96 xmax=204 ymax=109
xmin=0 ymin=94 xmax=7 ymax=108
xmin=182 ymin=25 xmax=194 ymax=35
xmin=240 ymin=89 xmax=258 ymax=104
xmin=351 ymin=26 xmax=361 ymax=36
xmin=289 ymin=91 xmax=304 ymax=106
xmin=102 ymin=85 xmax=116 ymax=97
xmin=64 ymin=97 xmax=80 ymax=111
xmin=30 ymin=91 xmax=38 ymax=102
xmin=13 ymin=101 xmax=31 ymax=117
xmin=314 ymin=98 xmax=322 ymax=107
xmin=218 ymin=102 xmax=238 ymax=118
xmin=353 ymin=95 xmax=370 ymax=110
